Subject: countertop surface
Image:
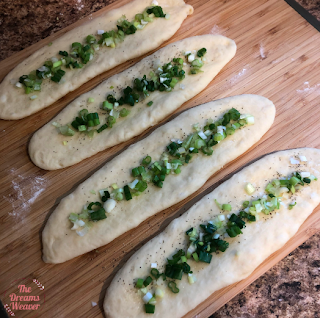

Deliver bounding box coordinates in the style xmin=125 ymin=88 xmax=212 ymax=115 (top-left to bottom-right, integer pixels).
xmin=296 ymin=0 xmax=320 ymax=20
xmin=0 ymin=0 xmax=320 ymax=317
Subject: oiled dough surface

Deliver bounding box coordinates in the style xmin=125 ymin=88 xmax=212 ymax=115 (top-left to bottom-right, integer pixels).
xmin=104 ymin=148 xmax=320 ymax=318
xmin=0 ymin=0 xmax=193 ymax=119
xmin=42 ymin=94 xmax=275 ymax=264
xmin=29 ymin=34 xmax=236 ymax=169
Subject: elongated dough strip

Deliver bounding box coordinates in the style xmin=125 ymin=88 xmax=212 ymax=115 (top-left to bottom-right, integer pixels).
xmin=104 ymin=148 xmax=320 ymax=318
xmin=29 ymin=34 xmax=236 ymax=170
xmin=42 ymin=94 xmax=275 ymax=263
xmin=0 ymin=0 xmax=193 ymax=119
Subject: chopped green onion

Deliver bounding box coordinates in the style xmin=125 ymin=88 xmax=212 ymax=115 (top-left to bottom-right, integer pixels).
xmin=222 ymin=204 xmax=232 ymax=211
xmin=147 ymin=6 xmax=166 ymax=17
xmin=142 ymin=155 xmax=152 ymax=166
xmin=198 ymin=250 xmax=212 ymax=263
xmin=101 ymin=190 xmax=110 ymax=202
xmin=87 ymin=130 xmax=95 ymax=139
xmin=150 ymin=268 xmax=160 ymax=279
xmin=143 ymin=276 xmax=152 ymax=287
xmin=86 ymin=35 xmax=96 ymax=44
xmin=124 ymin=185 xmax=132 ymax=200
xmin=135 ymin=180 xmax=148 ymax=192
xmin=147 ymin=101 xmax=153 ymax=106
xmin=191 ymin=59 xmax=203 ymax=68
xmin=213 ymin=133 xmax=224 ymax=141
xmin=188 ymin=273 xmax=196 ymax=284
xmin=87 ymin=202 xmax=102 ymax=209
xmin=289 ymin=202 xmax=296 ymax=210
xmin=78 ymin=125 xmax=87 ymax=132
xmin=53 ymin=60 xmax=62 ymax=68
xmin=102 ymin=101 xmax=113 ymax=110
xmin=132 ymin=166 xmax=146 ymax=177
xmin=181 ymin=256 xmax=187 ymax=263
xmin=88 ymin=97 xmax=95 ymax=103
xmin=226 ymin=127 xmax=235 ymax=135
xmin=97 ymin=124 xmax=108 ymax=133
xmin=120 ymin=108 xmax=130 ymax=117
xmin=140 ymin=287 xmax=148 ymax=294
xmin=226 ymin=225 xmax=242 ymax=237
xmin=136 ymin=278 xmax=144 ymax=288
xmin=115 ymin=192 xmax=123 ymax=201
xmin=107 ymin=115 xmax=116 ymax=128
xmin=145 ymin=304 xmax=155 ymax=314
xmin=168 ymin=281 xmax=179 ymax=293
xmin=89 ymin=208 xmax=106 ymax=221
xmin=155 ymin=288 xmax=164 ymax=298
xmin=59 ymin=125 xmax=75 ymax=136
xmin=197 ymin=48 xmax=207 ymax=57
xmin=239 ymin=211 xmax=256 ymax=222
xmin=194 ymin=139 xmax=206 ymax=149
xmin=243 ymin=201 xmax=250 ymax=208
xmin=148 ymin=297 xmax=156 ymax=306
xmin=245 ymin=183 xmax=255 ymax=195
xmin=192 ymin=252 xmax=199 ymax=262
xmin=201 ymin=146 xmax=213 ymax=156
xmin=174 ymin=168 xmax=181 ymax=174
xmin=52 ymin=121 xmax=61 ymax=128
xmin=214 ymin=199 xmax=222 ymax=210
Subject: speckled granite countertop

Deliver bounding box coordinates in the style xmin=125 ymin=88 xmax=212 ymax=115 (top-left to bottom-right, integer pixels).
xmin=296 ymin=0 xmax=320 ymax=20
xmin=0 ymin=0 xmax=320 ymax=317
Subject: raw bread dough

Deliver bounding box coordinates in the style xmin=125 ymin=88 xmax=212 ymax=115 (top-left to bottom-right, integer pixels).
xmin=104 ymin=148 xmax=320 ymax=318
xmin=0 ymin=0 xmax=193 ymax=119
xmin=42 ymin=94 xmax=275 ymax=263
xmin=29 ymin=34 xmax=237 ymax=170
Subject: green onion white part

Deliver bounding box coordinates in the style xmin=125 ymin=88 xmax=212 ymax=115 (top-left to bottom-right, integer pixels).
xmin=245 ymin=182 xmax=255 ymax=195
xmin=103 ymin=199 xmax=116 ymax=213
xmin=143 ymin=292 xmax=153 ymax=304
xmin=155 ymin=288 xmax=164 ymax=298
xmin=300 ymin=172 xmax=310 ymax=178
xmin=290 ymin=158 xmax=300 ymax=164
xmin=299 ymin=155 xmax=307 ymax=162
xmin=188 ymin=273 xmax=196 ymax=284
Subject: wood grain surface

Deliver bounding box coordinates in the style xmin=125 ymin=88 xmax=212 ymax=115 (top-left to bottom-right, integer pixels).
xmin=1 ymin=0 xmax=320 ymax=317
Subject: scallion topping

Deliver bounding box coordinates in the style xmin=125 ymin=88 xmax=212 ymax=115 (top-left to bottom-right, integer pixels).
xmin=17 ymin=6 xmax=168 ymax=96
xmin=59 ymin=49 xmax=206 ymax=137
xmin=150 ymin=268 xmax=161 ymax=279
xmin=124 ymin=185 xmax=132 ymax=201
xmin=145 ymin=304 xmax=155 ymax=314
xmin=245 ymin=182 xmax=255 ymax=195
xmin=143 ymin=276 xmax=153 ymax=287
xmin=289 ymin=202 xmax=296 ymax=210
xmin=142 ymin=156 xmax=152 ymax=166
xmin=69 ymin=108 xmax=254 ymax=240
xmin=168 ymin=281 xmax=179 ymax=293
xmin=131 ymin=170 xmax=317 ymax=315
xmin=136 ymin=278 xmax=144 ymax=288
xmin=197 ymin=48 xmax=207 ymax=57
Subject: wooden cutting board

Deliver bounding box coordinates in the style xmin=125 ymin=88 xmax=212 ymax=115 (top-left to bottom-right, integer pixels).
xmin=1 ymin=0 xmax=320 ymax=317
